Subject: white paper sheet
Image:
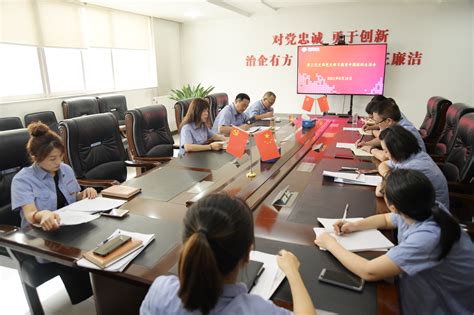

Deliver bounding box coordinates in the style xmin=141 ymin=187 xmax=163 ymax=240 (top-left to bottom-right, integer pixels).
xmin=342 ymin=127 xmax=360 ymax=132
xmin=335 ymin=143 xmax=372 ymax=157
xmin=248 ymin=251 xmax=286 ymax=300
xmin=60 ymin=197 xmax=126 ymax=213
xmin=76 ymin=229 xmax=155 ymax=272
xmin=56 ymin=210 xmax=100 ymax=226
xmin=314 ymin=217 xmax=394 ymax=252
xmin=336 ymin=142 xmax=355 ymax=149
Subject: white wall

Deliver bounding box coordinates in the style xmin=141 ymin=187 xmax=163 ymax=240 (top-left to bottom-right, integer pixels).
xmin=181 ymin=2 xmax=473 ymax=126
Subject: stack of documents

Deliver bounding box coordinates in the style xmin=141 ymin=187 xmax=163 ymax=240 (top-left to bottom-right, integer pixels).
xmin=323 ymin=170 xmax=382 ymax=187
xmin=248 ymin=251 xmax=286 ymax=300
xmin=77 ymin=229 xmax=155 ymax=272
xmin=56 ymin=209 xmax=100 ymax=226
xmin=314 ymin=218 xmax=394 ymax=252
xmin=336 ymin=143 xmax=372 ymax=157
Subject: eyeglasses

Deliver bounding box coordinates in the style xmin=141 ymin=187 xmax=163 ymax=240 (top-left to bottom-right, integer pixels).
xmin=375 ymin=118 xmax=388 ymax=125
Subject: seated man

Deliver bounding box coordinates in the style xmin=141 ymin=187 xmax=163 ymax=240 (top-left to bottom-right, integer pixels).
xmin=358 ymin=98 xmax=426 ymax=161
xmin=212 ymin=93 xmax=251 ymax=135
xmin=363 ymin=95 xmax=386 ymax=136
xmin=244 ymin=91 xmax=276 ymax=120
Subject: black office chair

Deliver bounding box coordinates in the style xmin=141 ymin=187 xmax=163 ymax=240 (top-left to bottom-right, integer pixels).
xmin=24 ymin=111 xmax=59 ymax=134
xmin=206 ymin=93 xmax=228 ymax=125
xmin=0 ymin=117 xmax=23 ymax=131
xmin=174 ymin=98 xmax=194 ymax=130
xmin=97 ymin=94 xmax=128 ymax=126
xmin=438 ymin=113 xmax=474 ymax=222
xmin=429 ymin=103 xmax=474 ymax=158
xmin=0 ymin=128 xmax=61 ymax=315
xmin=61 ymin=97 xmax=100 ymax=119
xmin=125 ymin=105 xmax=176 ymax=163
xmin=419 ymin=96 xmax=451 ymax=144
xmin=59 ymin=112 xmax=128 ymax=188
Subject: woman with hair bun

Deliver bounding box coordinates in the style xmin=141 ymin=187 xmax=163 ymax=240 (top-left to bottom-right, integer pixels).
xmin=141 ymin=193 xmax=315 ymax=315
xmin=12 ymin=122 xmax=97 ymax=231
xmin=10 ymin=122 xmax=97 ymax=304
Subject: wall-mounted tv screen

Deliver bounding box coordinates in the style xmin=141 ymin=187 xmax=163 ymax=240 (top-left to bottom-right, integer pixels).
xmin=297 ymin=44 xmax=387 ymax=95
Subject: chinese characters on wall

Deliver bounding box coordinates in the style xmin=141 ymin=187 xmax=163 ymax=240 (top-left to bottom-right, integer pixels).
xmin=245 ymin=29 xmax=423 ymax=67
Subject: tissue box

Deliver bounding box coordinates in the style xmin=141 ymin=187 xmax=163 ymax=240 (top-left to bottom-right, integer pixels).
xmin=302 ymin=119 xmax=317 ymax=128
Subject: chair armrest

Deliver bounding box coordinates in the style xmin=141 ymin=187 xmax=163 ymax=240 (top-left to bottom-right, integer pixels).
xmin=125 ymin=159 xmax=160 ymax=168
xmin=430 ymin=155 xmax=446 ymax=163
xmin=0 ymin=225 xmax=19 ymax=235
xmin=78 ymin=179 xmax=120 ymax=188
xmin=133 ymin=156 xmax=174 ymax=163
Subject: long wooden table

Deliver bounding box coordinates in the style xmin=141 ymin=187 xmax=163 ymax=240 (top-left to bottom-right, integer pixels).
xmin=0 ymin=115 xmax=399 ymax=314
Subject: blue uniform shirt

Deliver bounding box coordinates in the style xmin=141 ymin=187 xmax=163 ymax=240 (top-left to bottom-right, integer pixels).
xmin=245 ymin=100 xmax=273 ymax=118
xmin=212 ymin=103 xmax=249 ymax=134
xmin=140 ymin=275 xmax=292 ymax=315
xmin=179 ymin=122 xmax=215 ymax=156
xmin=11 ymin=163 xmax=80 ymax=228
xmin=386 ymin=151 xmax=449 ymax=209
xmin=387 ymin=210 xmax=474 ymax=315
xmin=398 ymin=117 xmax=426 ymax=152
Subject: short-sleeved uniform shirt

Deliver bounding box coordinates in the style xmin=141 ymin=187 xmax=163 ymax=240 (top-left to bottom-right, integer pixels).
xmin=212 ymin=103 xmax=249 ymax=134
xmin=179 ymin=122 xmax=215 ymax=156
xmin=140 ymin=275 xmax=292 ymax=315
xmin=11 ymin=163 xmax=80 ymax=228
xmin=245 ymin=100 xmax=273 ymax=118
xmin=386 ymin=210 xmax=474 ymax=314
xmin=397 ymin=117 xmax=426 ymax=152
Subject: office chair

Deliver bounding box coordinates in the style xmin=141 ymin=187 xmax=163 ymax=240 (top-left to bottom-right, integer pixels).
xmin=125 ymin=105 xmax=176 ymax=164
xmin=419 ymin=96 xmax=451 ymax=144
xmin=61 ymin=97 xmax=100 ymax=119
xmin=24 ymin=111 xmax=59 ymax=134
xmin=429 ymin=103 xmax=474 ymax=159
xmin=174 ymin=98 xmax=194 ymax=130
xmin=59 ymin=112 xmax=129 ymax=188
xmin=206 ymin=92 xmax=228 ymax=125
xmin=97 ymin=94 xmax=128 ymax=126
xmin=0 ymin=117 xmax=23 ymax=131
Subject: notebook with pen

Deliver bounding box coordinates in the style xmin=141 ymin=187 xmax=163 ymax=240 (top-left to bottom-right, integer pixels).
xmin=238 ymin=260 xmax=265 ymax=292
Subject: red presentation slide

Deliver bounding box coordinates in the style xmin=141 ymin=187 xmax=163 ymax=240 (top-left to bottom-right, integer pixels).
xmin=297 ymin=44 xmax=387 ymax=95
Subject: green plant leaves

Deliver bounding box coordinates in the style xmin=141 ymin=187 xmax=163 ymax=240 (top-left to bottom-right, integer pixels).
xmin=170 ymin=84 xmax=215 ymax=101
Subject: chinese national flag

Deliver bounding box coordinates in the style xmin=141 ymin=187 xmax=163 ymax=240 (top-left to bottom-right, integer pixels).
xmin=302 ymin=96 xmax=315 ymax=112
xmin=226 ymin=127 xmax=249 ymax=159
xmin=317 ymin=96 xmax=330 ymax=113
xmin=254 ymin=129 xmax=280 ymax=161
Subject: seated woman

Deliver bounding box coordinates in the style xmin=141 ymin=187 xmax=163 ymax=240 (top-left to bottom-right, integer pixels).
xmin=376 ymin=125 xmax=449 ymax=209
xmin=315 ymin=169 xmax=474 ymax=315
xmin=11 ymin=122 xmax=98 ymax=304
xmin=179 ymin=98 xmax=226 ymax=156
xmin=141 ymin=193 xmax=315 ymax=315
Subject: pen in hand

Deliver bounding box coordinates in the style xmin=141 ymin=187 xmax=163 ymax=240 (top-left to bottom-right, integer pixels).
xmin=339 ymin=203 xmax=349 ymax=235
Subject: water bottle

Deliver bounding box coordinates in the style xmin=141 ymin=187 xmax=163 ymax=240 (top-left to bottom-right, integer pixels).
xmin=352 ymin=113 xmax=359 ymax=126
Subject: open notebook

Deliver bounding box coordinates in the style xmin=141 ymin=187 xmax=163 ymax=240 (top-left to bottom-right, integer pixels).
xmin=314 ymin=217 xmax=394 ymax=252
xmin=336 ymin=143 xmax=373 ymax=157
xmin=323 ymin=171 xmax=382 ymax=187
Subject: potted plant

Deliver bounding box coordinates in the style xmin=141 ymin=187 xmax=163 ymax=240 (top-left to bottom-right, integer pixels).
xmin=170 ymin=83 xmax=215 ymax=101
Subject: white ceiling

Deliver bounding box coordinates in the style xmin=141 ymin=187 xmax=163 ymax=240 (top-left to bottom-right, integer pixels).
xmin=80 ymin=0 xmax=466 ymax=23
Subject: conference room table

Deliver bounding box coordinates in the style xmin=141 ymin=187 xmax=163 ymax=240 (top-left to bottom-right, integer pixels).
xmin=0 ymin=115 xmax=399 ymax=315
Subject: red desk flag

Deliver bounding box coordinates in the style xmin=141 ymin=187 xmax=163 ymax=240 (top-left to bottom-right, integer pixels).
xmin=226 ymin=127 xmax=249 ymax=159
xmin=302 ymin=96 xmax=315 ymax=112
xmin=254 ymin=129 xmax=280 ymax=161
xmin=317 ymin=96 xmax=330 ymax=113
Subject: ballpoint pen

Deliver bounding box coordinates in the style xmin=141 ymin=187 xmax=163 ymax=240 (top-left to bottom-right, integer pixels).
xmin=340 ymin=204 xmax=349 ymax=234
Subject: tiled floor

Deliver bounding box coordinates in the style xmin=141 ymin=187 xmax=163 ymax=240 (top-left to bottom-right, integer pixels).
xmin=0 ymin=266 xmax=96 ymax=315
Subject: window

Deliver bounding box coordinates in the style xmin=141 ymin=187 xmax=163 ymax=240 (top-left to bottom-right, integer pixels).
xmin=113 ymin=49 xmax=156 ymax=90
xmin=44 ymin=47 xmax=84 ymax=93
xmin=0 ymin=44 xmax=43 ymax=98
xmin=83 ymin=48 xmax=114 ymax=91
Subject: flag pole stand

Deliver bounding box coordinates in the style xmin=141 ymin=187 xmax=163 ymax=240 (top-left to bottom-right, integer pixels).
xmin=246 ymin=135 xmax=257 ymax=178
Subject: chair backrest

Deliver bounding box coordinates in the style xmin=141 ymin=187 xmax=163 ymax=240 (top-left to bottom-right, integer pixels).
xmin=441 ymin=113 xmax=474 ymax=183
xmin=97 ymin=94 xmax=128 ymax=125
xmin=0 ymin=117 xmax=23 ymax=131
xmin=59 ymin=113 xmax=127 ymax=182
xmin=24 ymin=111 xmax=59 ymax=134
xmin=419 ymin=96 xmax=451 ymax=142
xmin=206 ymin=93 xmax=228 ymax=125
xmin=434 ymin=103 xmax=474 ymax=156
xmin=125 ymin=105 xmax=174 ymax=159
xmin=0 ymin=128 xmax=30 ymax=226
xmin=61 ymin=97 xmax=100 ymax=119
xmin=174 ymin=98 xmax=194 ymax=130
